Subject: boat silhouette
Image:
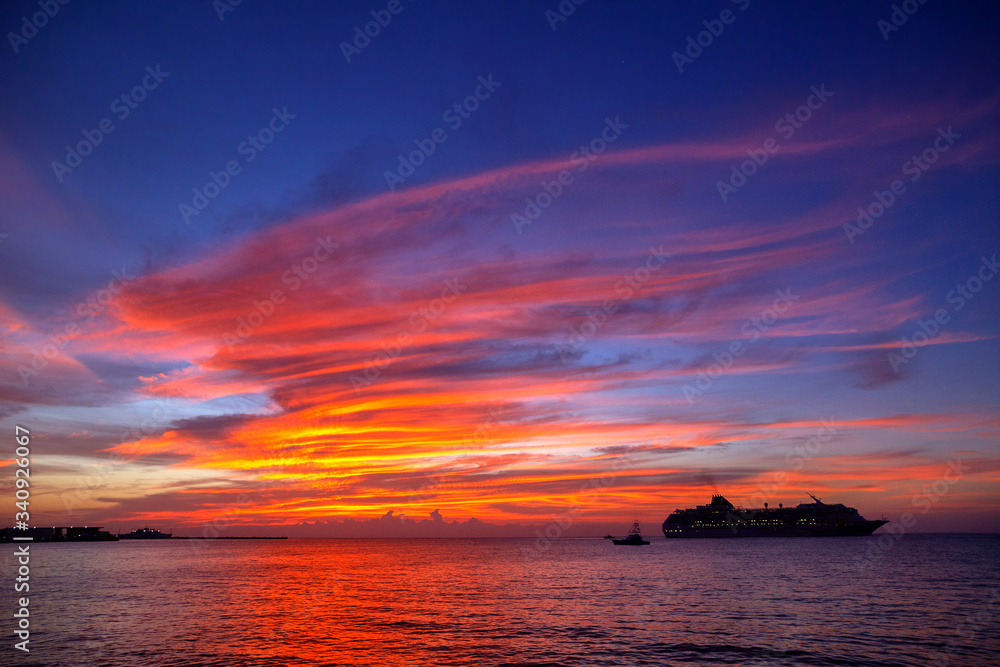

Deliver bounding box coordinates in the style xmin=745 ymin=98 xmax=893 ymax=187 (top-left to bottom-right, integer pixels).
xmin=118 ymin=526 xmax=172 ymax=539
xmin=612 ymin=521 xmax=650 ymax=545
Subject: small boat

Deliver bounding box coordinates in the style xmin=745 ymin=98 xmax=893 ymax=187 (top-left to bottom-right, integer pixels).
xmin=603 ymin=534 xmax=615 ymax=539
xmin=612 ymin=521 xmax=650 ymax=545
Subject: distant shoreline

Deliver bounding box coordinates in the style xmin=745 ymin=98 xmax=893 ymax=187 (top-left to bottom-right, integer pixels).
xmin=171 ymin=536 xmax=288 ymax=540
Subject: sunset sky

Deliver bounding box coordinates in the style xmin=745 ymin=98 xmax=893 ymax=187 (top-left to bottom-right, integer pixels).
xmin=1 ymin=1 xmax=998 ymax=534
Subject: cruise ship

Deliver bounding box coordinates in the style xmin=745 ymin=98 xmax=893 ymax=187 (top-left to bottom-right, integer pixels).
xmin=662 ymin=494 xmax=887 ymax=538
xmin=118 ymin=527 xmax=172 ymax=539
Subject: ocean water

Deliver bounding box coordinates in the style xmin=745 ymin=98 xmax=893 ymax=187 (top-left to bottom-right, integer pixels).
xmin=2 ymin=534 xmax=998 ymax=666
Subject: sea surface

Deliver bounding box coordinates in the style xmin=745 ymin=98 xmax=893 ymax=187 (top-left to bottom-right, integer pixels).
xmin=2 ymin=534 xmax=998 ymax=666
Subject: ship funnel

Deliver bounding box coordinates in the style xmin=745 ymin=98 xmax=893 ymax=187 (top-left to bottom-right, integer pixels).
xmin=710 ymin=495 xmax=734 ymax=507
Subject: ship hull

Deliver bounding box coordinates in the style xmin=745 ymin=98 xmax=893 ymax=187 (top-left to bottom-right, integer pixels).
xmin=662 ymin=519 xmax=887 ymax=538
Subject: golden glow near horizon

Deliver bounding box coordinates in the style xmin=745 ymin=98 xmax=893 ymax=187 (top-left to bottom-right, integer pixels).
xmin=3 ymin=130 xmax=999 ymax=532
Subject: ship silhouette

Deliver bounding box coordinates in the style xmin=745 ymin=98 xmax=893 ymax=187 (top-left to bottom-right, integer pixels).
xmin=118 ymin=526 xmax=172 ymax=539
xmin=662 ymin=494 xmax=887 ymax=538
xmin=611 ymin=520 xmax=650 ymax=545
